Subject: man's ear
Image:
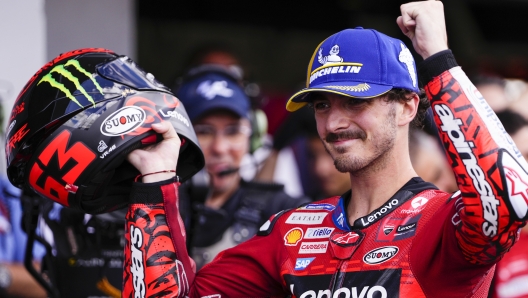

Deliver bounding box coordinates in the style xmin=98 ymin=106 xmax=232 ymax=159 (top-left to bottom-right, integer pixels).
xmin=398 ymin=93 xmax=419 ymax=126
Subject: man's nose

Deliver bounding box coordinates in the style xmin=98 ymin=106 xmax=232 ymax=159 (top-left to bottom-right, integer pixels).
xmin=325 ymin=105 xmax=351 ymax=132
xmin=210 ymin=133 xmax=231 ymax=154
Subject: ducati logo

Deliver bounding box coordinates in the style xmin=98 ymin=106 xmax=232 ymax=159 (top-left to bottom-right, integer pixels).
xmin=101 ymin=106 xmax=146 ymax=136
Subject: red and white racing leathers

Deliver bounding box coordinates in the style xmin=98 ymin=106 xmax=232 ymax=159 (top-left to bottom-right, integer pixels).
xmin=122 ymin=50 xmax=528 ymax=298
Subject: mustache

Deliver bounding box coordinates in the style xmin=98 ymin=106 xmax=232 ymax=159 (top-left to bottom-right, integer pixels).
xmin=325 ymin=129 xmax=366 ymax=142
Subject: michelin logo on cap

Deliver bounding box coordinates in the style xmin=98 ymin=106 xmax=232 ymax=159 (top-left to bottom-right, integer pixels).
xmin=318 ymin=45 xmax=343 ymax=65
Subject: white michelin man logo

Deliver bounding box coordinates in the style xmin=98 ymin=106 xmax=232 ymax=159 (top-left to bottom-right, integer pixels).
xmin=398 ymin=43 xmax=417 ymax=88
xmin=197 ymin=80 xmax=234 ymax=100
xmin=318 ymin=45 xmax=343 ymax=65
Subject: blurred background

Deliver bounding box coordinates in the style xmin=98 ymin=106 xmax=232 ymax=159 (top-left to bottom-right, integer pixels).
xmin=1 ymin=0 xmax=528 ymax=174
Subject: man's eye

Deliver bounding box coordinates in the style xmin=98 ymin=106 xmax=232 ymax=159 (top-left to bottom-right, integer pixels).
xmin=224 ymin=126 xmax=240 ymax=136
xmin=195 ymin=126 xmax=215 ymax=136
xmin=313 ymin=102 xmax=329 ymax=110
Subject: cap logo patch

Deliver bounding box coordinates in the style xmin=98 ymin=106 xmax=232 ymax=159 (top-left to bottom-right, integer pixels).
xmin=398 ymin=43 xmax=417 ymax=88
xmin=197 ymin=80 xmax=233 ymax=100
xmin=326 ymin=83 xmax=371 ymax=92
xmin=318 ymin=45 xmax=343 ymax=65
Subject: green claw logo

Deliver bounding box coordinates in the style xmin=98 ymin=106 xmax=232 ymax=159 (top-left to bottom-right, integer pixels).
xmin=38 ymin=59 xmax=103 ymax=108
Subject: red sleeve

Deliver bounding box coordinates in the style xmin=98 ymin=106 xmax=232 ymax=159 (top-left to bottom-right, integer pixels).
xmin=122 ymin=179 xmax=287 ymax=297
xmin=426 ymin=66 xmax=528 ymax=265
xmin=123 ymin=180 xmax=195 ymax=297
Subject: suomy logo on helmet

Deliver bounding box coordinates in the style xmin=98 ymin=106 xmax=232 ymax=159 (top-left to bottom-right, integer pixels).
xmin=38 ymin=59 xmax=103 ymax=108
xmin=101 ymin=106 xmax=146 ymax=136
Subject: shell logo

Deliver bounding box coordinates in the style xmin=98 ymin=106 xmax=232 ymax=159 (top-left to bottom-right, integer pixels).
xmin=284 ymin=228 xmax=304 ymax=246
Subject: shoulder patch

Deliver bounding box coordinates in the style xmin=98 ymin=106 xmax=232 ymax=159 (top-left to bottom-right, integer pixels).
xmin=257 ymin=209 xmax=288 ymax=236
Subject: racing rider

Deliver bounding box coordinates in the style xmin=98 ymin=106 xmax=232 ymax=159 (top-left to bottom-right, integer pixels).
xmin=123 ymin=1 xmax=528 ymax=297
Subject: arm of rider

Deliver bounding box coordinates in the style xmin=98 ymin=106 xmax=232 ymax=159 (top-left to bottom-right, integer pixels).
xmin=127 ymin=121 xmax=181 ymax=183
xmin=397 ymin=0 xmax=448 ymax=60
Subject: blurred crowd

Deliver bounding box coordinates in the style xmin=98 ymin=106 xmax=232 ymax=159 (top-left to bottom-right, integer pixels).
xmin=2 ymin=43 xmax=528 ymax=297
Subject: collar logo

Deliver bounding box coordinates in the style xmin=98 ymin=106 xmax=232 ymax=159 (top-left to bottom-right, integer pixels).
xmin=318 ymin=45 xmax=343 ymax=65
xmin=398 ymin=43 xmax=417 ymax=88
xmin=197 ymin=80 xmax=234 ymax=100
xmin=38 ymin=59 xmax=103 ymax=108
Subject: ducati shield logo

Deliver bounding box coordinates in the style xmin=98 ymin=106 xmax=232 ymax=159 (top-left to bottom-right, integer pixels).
xmin=363 ymin=246 xmax=399 ymax=265
xmin=101 ymin=106 xmax=146 ymax=136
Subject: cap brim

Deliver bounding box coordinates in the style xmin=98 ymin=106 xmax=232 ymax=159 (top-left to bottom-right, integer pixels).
xmin=286 ymin=82 xmax=392 ymax=112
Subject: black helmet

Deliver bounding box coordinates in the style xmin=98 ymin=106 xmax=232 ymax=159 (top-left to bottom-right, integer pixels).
xmin=5 ymin=48 xmax=204 ymax=214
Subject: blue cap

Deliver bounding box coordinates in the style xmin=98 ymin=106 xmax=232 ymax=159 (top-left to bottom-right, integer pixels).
xmin=176 ymin=72 xmax=250 ymax=121
xmin=286 ymin=27 xmax=419 ymax=112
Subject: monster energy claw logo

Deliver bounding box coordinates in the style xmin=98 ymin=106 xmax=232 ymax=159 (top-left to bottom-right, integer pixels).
xmin=38 ymin=59 xmax=103 ymax=108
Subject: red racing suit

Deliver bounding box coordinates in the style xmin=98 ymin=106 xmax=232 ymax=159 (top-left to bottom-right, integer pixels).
xmin=122 ymin=50 xmax=528 ymax=297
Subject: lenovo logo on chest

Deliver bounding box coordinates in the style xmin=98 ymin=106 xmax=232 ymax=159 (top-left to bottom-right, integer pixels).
xmin=359 ymin=199 xmax=399 ymax=227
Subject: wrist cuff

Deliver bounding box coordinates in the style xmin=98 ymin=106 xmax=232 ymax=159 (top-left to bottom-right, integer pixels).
xmin=418 ymin=49 xmax=458 ymax=86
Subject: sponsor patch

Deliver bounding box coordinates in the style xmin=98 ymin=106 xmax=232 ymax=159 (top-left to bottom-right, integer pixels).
xmin=502 ymin=151 xmax=528 ymax=219
xmin=285 ymin=269 xmax=401 ymax=298
xmin=332 ymin=198 xmax=350 ymax=231
xmin=377 ymin=215 xmax=421 ymax=241
xmin=294 ymin=257 xmax=315 ymax=270
xmin=130 ymin=224 xmax=146 ymax=298
xmin=298 ymin=241 xmax=328 ymax=254
xmin=298 ymin=203 xmax=336 ymax=211
xmin=100 ymin=106 xmax=146 ymax=136
xmin=357 ymin=198 xmax=400 ymax=227
xmin=305 ymin=227 xmax=334 ymax=239
xmin=363 ymin=246 xmax=399 ymax=265
xmin=284 ymin=228 xmax=303 ymax=246
xmin=159 ymin=108 xmax=190 ymax=127
xmin=436 ymin=103 xmax=500 ymax=237
xmin=411 ymin=196 xmax=429 ymax=209
xmin=286 ymin=212 xmax=327 ymax=225
xmin=331 ymin=231 xmax=361 ymax=245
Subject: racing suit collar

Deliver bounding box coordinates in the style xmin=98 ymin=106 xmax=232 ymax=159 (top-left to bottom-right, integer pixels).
xmin=332 ymin=177 xmax=438 ymax=231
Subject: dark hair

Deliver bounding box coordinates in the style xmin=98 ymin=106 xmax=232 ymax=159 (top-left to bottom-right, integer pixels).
xmin=496 ymin=109 xmax=528 ymax=135
xmin=385 ymin=88 xmax=430 ymax=128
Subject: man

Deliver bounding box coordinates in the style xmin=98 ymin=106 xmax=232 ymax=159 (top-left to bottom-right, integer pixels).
xmin=174 ymin=69 xmax=310 ymax=269
xmin=127 ymin=1 xmax=528 ymax=297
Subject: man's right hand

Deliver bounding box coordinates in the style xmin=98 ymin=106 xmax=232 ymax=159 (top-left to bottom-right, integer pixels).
xmin=127 ymin=121 xmax=180 ymax=183
xmin=397 ymin=1 xmax=449 ymax=60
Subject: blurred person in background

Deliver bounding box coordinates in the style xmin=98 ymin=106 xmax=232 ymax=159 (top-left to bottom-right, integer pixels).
xmin=0 ymin=100 xmax=46 ymax=298
xmin=472 ymin=74 xmax=510 ymax=113
xmin=489 ymin=109 xmax=528 ymax=298
xmin=0 ymin=181 xmax=46 ymax=298
xmin=409 ymin=128 xmax=458 ymax=193
xmin=174 ymin=69 xmax=310 ymax=269
xmin=175 ymin=44 xmax=306 ymax=197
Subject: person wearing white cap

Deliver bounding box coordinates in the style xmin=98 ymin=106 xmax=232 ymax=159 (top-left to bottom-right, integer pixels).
xmin=122 ymin=1 xmax=528 ymax=297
